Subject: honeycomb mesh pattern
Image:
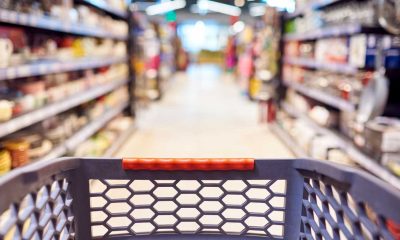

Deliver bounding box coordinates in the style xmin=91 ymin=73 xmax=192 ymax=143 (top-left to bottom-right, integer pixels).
xmin=0 ymin=178 xmax=74 ymax=239
xmin=300 ymin=177 xmax=396 ymax=240
xmin=89 ymin=179 xmax=287 ymax=238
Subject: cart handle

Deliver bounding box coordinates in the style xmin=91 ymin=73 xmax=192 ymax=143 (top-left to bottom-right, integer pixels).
xmin=122 ymin=158 xmax=254 ymax=171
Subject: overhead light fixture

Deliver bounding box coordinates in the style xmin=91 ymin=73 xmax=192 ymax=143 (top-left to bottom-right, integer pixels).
xmin=146 ymin=0 xmax=186 ymax=15
xmin=234 ymin=0 xmax=245 ymax=7
xmin=131 ymin=2 xmax=157 ymax=11
xmin=249 ymin=3 xmax=266 ymax=16
xmin=232 ymin=21 xmax=245 ymax=33
xmin=265 ymin=0 xmax=295 ymax=12
xmin=197 ymin=0 xmax=241 ymax=16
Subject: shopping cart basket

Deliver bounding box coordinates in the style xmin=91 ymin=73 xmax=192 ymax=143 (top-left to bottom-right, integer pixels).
xmin=0 ymin=158 xmax=399 ymax=240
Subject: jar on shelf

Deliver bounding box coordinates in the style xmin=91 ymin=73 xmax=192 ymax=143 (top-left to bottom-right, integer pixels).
xmin=4 ymin=139 xmax=30 ymax=168
xmin=0 ymin=148 xmax=12 ymax=175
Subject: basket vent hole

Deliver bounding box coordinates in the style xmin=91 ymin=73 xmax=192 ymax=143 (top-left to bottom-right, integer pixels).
xmin=129 ymin=180 xmax=154 ymax=192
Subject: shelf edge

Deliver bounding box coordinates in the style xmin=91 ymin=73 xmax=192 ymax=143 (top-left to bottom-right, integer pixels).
xmin=0 ymin=78 xmax=129 ymax=138
xmin=281 ymin=102 xmax=400 ymax=190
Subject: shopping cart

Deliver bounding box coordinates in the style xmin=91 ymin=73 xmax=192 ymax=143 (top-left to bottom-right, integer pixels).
xmin=0 ymin=158 xmax=399 ymax=240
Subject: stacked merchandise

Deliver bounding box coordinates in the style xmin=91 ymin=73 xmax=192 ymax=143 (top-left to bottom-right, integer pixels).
xmin=273 ymin=0 xmax=400 ymax=188
xmin=249 ymin=7 xmax=281 ymax=100
xmin=131 ymin=12 xmax=152 ymax=107
xmin=132 ymin=19 xmax=177 ymax=102
xmin=139 ymin=22 xmax=162 ymax=101
xmin=159 ymin=22 xmax=177 ymax=93
xmin=0 ymin=0 xmax=135 ymax=175
xmin=236 ymin=25 xmax=254 ymax=93
xmin=236 ymin=7 xmax=281 ymax=100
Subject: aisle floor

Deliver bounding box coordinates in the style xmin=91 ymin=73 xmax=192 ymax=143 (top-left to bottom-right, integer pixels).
xmin=116 ymin=64 xmax=293 ymax=158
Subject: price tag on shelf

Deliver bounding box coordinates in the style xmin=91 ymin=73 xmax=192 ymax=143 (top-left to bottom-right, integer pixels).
xmin=20 ymin=115 xmax=32 ymax=127
xmin=30 ymin=15 xmax=38 ymax=25
xmin=9 ymin=11 xmax=17 ymax=22
xmin=38 ymin=63 xmax=47 ymax=74
xmin=17 ymin=65 xmax=30 ymax=77
xmin=4 ymin=121 xmax=17 ymax=136
xmin=19 ymin=14 xmax=28 ymax=25
xmin=6 ymin=68 xmax=17 ymax=79
xmin=0 ymin=10 xmax=7 ymax=20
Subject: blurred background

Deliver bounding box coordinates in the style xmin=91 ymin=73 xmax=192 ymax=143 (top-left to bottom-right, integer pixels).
xmin=0 ymin=0 xmax=399 ymax=194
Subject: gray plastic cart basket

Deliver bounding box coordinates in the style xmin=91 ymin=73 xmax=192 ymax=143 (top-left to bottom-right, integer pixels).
xmin=0 ymin=157 xmax=399 ymax=240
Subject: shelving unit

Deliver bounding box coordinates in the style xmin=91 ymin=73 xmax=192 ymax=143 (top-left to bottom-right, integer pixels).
xmin=65 ymin=102 xmax=128 ymax=151
xmin=0 ymin=1 xmax=136 ymax=172
xmin=269 ymin=122 xmax=309 ymax=158
xmin=0 ymin=56 xmax=127 ymax=81
xmin=280 ymin=102 xmax=400 ymax=190
xmin=284 ymin=23 xmax=383 ymax=41
xmin=283 ymin=81 xmax=356 ymax=112
xmin=285 ymin=0 xmax=350 ymax=19
xmin=78 ymin=0 xmax=128 ymax=19
xmin=36 ymin=102 xmax=128 ymax=162
xmin=278 ymin=0 xmax=400 ymax=187
xmin=283 ymin=57 xmax=358 ymax=74
xmin=102 ymin=123 xmax=137 ymax=157
xmin=0 ymin=9 xmax=127 ymax=40
xmin=0 ymin=78 xmax=128 ymax=138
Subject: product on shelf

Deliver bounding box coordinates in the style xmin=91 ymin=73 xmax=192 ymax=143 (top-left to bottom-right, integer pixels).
xmin=73 ymin=116 xmax=133 ymax=157
xmin=236 ymin=7 xmax=281 ymax=100
xmin=4 ymin=139 xmax=30 ymax=168
xmin=0 ymin=0 xmax=133 ymax=177
xmin=280 ymin=0 xmax=400 ymax=188
xmin=0 ymin=85 xmax=129 ymax=173
xmin=0 ymin=148 xmax=12 ymax=175
xmin=283 ymin=64 xmax=367 ymax=105
xmin=0 ymin=1 xmax=128 ymax=36
xmin=276 ymin=109 xmax=356 ymax=166
xmin=315 ymin=38 xmax=348 ymax=64
xmin=0 ymin=63 xmax=128 ymax=122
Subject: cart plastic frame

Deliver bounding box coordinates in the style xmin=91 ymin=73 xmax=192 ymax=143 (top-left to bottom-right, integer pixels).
xmin=0 ymin=158 xmax=399 ymax=239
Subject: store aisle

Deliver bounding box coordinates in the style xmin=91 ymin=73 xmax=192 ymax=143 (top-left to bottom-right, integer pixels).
xmin=116 ymin=64 xmax=293 ymax=158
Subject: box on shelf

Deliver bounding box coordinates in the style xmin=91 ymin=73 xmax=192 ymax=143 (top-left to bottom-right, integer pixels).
xmin=363 ymin=117 xmax=400 ymax=158
xmin=383 ymin=36 xmax=400 ymax=69
xmin=381 ymin=153 xmax=400 ymax=177
xmin=349 ymin=34 xmax=400 ymax=69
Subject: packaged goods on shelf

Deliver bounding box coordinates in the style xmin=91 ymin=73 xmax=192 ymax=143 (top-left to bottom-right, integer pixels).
xmin=362 ymin=117 xmax=400 ymax=157
xmin=73 ymin=116 xmax=134 ymax=157
xmin=0 ymin=86 xmax=129 ymax=173
xmin=0 ymin=26 xmax=127 ymax=69
xmin=382 ymin=154 xmax=400 ymax=177
xmin=282 ymin=65 xmax=366 ymax=107
xmin=0 ymin=63 xmax=128 ymax=123
xmin=0 ymin=1 xmax=128 ymax=37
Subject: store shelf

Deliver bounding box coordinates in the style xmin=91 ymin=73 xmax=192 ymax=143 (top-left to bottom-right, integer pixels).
xmin=283 ymin=57 xmax=358 ymax=74
xmin=281 ymin=102 xmax=400 ymax=190
xmin=284 ymin=23 xmax=383 ymax=41
xmin=0 ymin=78 xmax=128 ymax=138
xmin=0 ymin=56 xmax=128 ymax=81
xmin=284 ymin=81 xmax=356 ymax=112
xmin=0 ymin=9 xmax=127 ymax=40
xmin=79 ymin=0 xmax=128 ymax=19
xmin=285 ymin=0 xmax=349 ymax=19
xmin=65 ymin=102 xmax=128 ymax=151
xmin=35 ymin=102 xmax=128 ymax=162
xmin=102 ymin=123 xmax=136 ymax=157
xmin=269 ymin=122 xmax=309 ymax=158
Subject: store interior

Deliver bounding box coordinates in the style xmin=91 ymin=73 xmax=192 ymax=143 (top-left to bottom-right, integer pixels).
xmin=0 ymin=0 xmax=400 ymax=238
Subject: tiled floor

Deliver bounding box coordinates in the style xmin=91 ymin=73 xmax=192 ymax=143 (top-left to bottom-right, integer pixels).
xmin=116 ymin=64 xmax=292 ymax=159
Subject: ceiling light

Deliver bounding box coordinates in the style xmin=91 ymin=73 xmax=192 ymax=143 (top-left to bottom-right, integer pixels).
xmin=234 ymin=0 xmax=245 ymax=7
xmin=249 ymin=3 xmax=266 ymax=16
xmin=197 ymin=0 xmax=241 ymax=16
xmin=146 ymin=0 xmax=186 ymax=15
xmin=233 ymin=21 xmax=245 ymax=33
